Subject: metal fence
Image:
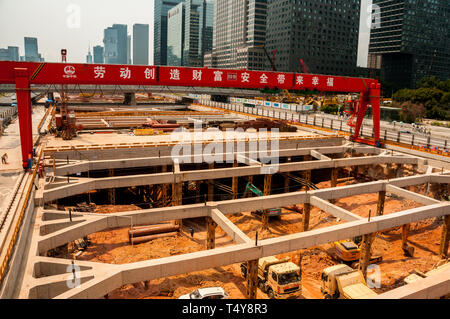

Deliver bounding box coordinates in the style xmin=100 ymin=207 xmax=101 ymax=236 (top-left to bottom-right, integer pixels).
xmin=198 ymin=100 xmax=449 ymax=154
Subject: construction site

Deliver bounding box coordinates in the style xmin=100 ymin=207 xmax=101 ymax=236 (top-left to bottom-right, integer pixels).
xmin=0 ymin=61 xmax=449 ymax=300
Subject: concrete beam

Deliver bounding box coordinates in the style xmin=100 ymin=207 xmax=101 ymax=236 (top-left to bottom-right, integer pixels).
xmin=210 ymin=209 xmax=252 ymax=244
xmin=372 ymin=269 xmax=450 ymax=299
xmin=386 ymin=185 xmax=441 ymax=206
xmin=50 ymin=202 xmax=450 ymax=299
xmin=39 ymin=204 xmax=210 ymax=252
xmin=310 ymin=150 xmax=331 ymax=161
xmin=45 ymin=155 xmax=421 ymax=202
xmin=310 ymin=196 xmax=363 ymax=222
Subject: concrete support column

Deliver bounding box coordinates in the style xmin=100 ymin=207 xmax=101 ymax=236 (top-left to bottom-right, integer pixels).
xmin=402 ymin=224 xmax=410 ymax=247
xmin=246 ymin=259 xmax=258 ymax=299
xmin=172 ymin=182 xmax=182 ymax=206
xmin=440 ymin=215 xmax=450 ymax=259
xmin=196 ymin=182 xmax=201 ymax=203
xmin=108 ymin=168 xmax=115 ymax=205
xmin=206 ymin=217 xmax=217 ymax=250
xmin=330 ymin=168 xmax=338 ymax=203
xmin=331 ymin=167 xmax=338 ymax=188
xmin=262 ymin=174 xmax=272 ymax=230
xmin=124 ymin=92 xmax=136 ymax=106
xmin=304 ymin=155 xmax=312 ymax=191
xmin=302 ymin=203 xmax=311 ymax=232
xmin=359 ymin=233 xmax=375 ymax=278
xmin=172 ymin=182 xmax=183 ymax=226
xmin=376 ymin=191 xmax=386 ymax=216
xmin=285 ymin=157 xmax=291 ymax=193
xmin=208 ymin=163 xmax=214 ymax=201
xmin=232 ymin=160 xmax=238 ymax=200
xmin=161 ymin=165 xmax=168 ymax=205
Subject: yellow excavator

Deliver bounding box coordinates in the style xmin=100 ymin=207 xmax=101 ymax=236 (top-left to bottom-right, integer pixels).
xmin=333 ymin=237 xmax=382 ymax=268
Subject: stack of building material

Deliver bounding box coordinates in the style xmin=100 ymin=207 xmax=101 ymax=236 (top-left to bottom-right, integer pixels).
xmin=128 ymin=223 xmax=180 ymax=244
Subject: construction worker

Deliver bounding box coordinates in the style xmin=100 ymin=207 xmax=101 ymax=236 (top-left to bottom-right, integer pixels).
xmin=1 ymin=152 xmax=8 ymax=164
xmin=38 ymin=160 xmax=44 ymax=178
xmin=27 ymin=153 xmax=32 ymax=173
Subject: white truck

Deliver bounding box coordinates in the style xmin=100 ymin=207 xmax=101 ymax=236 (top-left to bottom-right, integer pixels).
xmin=241 ymin=256 xmax=301 ymax=299
xmin=320 ymin=264 xmax=378 ymax=299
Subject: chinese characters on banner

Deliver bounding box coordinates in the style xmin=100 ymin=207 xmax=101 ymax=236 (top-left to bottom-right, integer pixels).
xmin=19 ymin=62 xmax=377 ymax=92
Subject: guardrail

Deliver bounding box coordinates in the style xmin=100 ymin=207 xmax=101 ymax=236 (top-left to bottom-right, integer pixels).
xmin=0 ymin=149 xmax=41 ymax=284
xmin=199 ymin=100 xmax=449 ymax=158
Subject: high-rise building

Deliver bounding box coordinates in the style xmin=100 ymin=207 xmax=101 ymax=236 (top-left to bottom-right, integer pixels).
xmin=265 ymin=0 xmax=361 ymax=76
xmin=154 ymin=0 xmax=184 ymax=66
xmin=199 ymin=0 xmax=214 ymax=65
xmin=369 ymin=0 xmax=450 ymax=88
xmin=182 ymin=0 xmax=214 ymax=67
xmin=133 ymin=24 xmax=149 ymax=65
xmin=86 ymin=47 xmax=93 ymax=64
xmin=0 ymin=46 xmax=19 ymax=61
xmin=127 ymin=34 xmax=132 ymax=64
xmin=210 ymin=0 xmax=266 ymax=70
xmin=24 ymin=37 xmax=42 ymax=62
xmin=183 ymin=0 xmax=201 ymax=67
xmin=167 ymin=2 xmax=185 ymax=66
xmin=103 ymin=24 xmax=128 ymax=64
xmin=93 ymin=45 xmax=104 ymax=64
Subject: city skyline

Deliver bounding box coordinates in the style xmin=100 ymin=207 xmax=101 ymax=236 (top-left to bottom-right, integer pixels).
xmin=0 ymin=0 xmax=372 ymax=67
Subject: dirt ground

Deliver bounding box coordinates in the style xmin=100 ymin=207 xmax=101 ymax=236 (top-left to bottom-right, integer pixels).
xmin=67 ymin=177 xmax=446 ymax=299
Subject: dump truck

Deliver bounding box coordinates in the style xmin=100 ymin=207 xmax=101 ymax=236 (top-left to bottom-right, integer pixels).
xmin=240 ymin=256 xmax=301 ymax=299
xmin=320 ymin=264 xmax=378 ymax=299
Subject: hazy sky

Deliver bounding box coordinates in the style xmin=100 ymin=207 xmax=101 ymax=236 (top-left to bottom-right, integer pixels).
xmin=0 ymin=0 xmax=371 ymax=67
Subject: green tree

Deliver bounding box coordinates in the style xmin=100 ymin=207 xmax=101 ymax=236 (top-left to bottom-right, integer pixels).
xmin=398 ymin=102 xmax=425 ymax=123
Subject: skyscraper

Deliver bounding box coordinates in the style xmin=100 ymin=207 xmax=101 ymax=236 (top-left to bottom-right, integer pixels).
xmin=103 ymin=24 xmax=127 ymax=64
xmin=210 ymin=0 xmax=266 ymax=70
xmin=127 ymin=34 xmax=132 ymax=65
xmin=199 ymin=0 xmax=214 ymax=66
xmin=133 ymin=24 xmax=149 ymax=65
xmin=265 ymin=0 xmax=361 ymax=76
xmin=167 ymin=2 xmax=185 ymax=66
xmin=154 ymin=0 xmax=184 ymax=66
xmin=369 ymin=0 xmax=450 ymax=88
xmin=183 ymin=0 xmax=214 ymax=67
xmin=86 ymin=47 xmax=93 ymax=64
xmin=93 ymin=45 xmax=104 ymax=64
xmin=0 ymin=46 xmax=19 ymax=61
xmin=24 ymin=37 xmax=41 ymax=62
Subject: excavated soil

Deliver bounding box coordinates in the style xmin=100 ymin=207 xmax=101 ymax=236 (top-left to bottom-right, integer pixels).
xmin=69 ymin=180 xmax=446 ymax=299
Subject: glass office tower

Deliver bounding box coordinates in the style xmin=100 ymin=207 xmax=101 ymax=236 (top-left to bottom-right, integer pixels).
xmin=154 ymin=0 xmax=184 ymax=65
xmin=369 ymin=0 xmax=450 ymax=88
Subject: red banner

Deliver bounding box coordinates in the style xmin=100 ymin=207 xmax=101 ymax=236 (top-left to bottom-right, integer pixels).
xmin=0 ymin=61 xmax=378 ymax=93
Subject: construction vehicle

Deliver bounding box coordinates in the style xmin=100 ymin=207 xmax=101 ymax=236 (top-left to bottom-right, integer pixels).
xmin=320 ymin=264 xmax=378 ymax=299
xmin=333 ymin=238 xmax=382 ymax=268
xmin=241 ymin=256 xmax=301 ymax=299
xmin=403 ymin=259 xmax=450 ymax=286
xmin=243 ymin=182 xmax=282 ymax=218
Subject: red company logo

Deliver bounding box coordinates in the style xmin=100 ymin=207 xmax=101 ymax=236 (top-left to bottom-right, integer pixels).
xmin=63 ymin=65 xmax=77 ymax=78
